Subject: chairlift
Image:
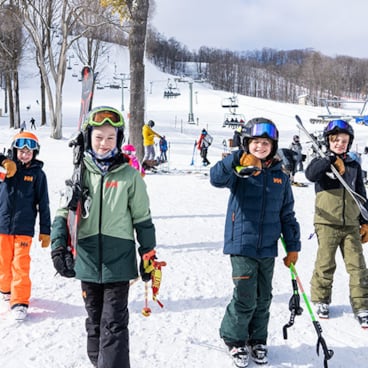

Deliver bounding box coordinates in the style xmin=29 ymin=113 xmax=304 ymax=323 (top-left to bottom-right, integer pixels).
xmin=163 ymin=78 xmax=181 ymax=98
xmin=221 ymin=96 xmax=239 ymax=108
xmin=310 ymin=97 xmax=368 ymax=124
xmin=223 ymin=112 xmax=246 ymax=128
xmin=109 ymin=83 xmax=121 ymax=89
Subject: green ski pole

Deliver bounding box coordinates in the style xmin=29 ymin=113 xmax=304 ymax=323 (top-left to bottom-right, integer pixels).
xmin=280 ymin=236 xmax=334 ymax=368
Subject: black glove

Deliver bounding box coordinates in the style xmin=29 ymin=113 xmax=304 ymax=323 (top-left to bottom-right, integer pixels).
xmin=326 ymin=153 xmax=345 ymax=175
xmin=326 ymin=153 xmax=337 ymax=164
xmin=51 ymin=246 xmax=76 ymax=278
xmin=139 ymin=259 xmax=152 ymax=282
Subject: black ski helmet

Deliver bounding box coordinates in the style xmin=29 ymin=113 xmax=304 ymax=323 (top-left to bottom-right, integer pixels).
xmin=148 ymin=120 xmax=155 ymax=128
xmin=243 ymin=117 xmax=279 ymax=159
xmin=323 ymin=119 xmax=354 ymax=152
xmin=82 ymin=106 xmax=125 ymax=151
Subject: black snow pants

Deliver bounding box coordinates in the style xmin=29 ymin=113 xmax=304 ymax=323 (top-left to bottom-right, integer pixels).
xmin=81 ymin=281 xmax=130 ymax=368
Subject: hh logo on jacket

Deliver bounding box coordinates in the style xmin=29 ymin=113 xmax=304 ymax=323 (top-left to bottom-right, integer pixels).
xmin=273 ymin=177 xmax=282 ymax=184
xmin=105 ymin=181 xmax=118 ymax=189
xmin=24 ymin=175 xmax=33 ymax=182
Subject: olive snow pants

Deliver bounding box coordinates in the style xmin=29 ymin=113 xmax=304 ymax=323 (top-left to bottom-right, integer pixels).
xmin=82 ymin=281 xmax=130 ymax=368
xmin=0 ymin=234 xmax=32 ymax=307
xmin=311 ymin=224 xmax=368 ymax=313
xmin=220 ymin=255 xmax=275 ymax=347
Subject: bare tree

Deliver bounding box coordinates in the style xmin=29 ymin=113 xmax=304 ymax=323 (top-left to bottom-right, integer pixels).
xmin=17 ymin=0 xmax=114 ymax=138
xmin=101 ymin=0 xmax=150 ymax=160
xmin=0 ymin=3 xmax=23 ymax=128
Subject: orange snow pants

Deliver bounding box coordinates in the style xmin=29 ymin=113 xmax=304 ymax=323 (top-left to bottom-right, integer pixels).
xmin=0 ymin=234 xmax=32 ymax=307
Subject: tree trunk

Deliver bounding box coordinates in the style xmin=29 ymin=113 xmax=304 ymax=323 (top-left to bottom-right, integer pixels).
xmin=13 ymin=71 xmax=20 ymax=129
xmin=6 ymin=73 xmax=14 ymax=129
xmin=128 ymin=0 xmax=149 ymax=161
xmin=40 ymin=74 xmax=46 ymax=126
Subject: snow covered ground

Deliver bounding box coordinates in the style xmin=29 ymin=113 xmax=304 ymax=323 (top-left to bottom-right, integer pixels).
xmin=0 ymin=46 xmax=368 ymax=367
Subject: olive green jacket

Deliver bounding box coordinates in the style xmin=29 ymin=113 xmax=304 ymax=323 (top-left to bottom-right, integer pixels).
xmin=51 ymin=154 xmax=156 ymax=283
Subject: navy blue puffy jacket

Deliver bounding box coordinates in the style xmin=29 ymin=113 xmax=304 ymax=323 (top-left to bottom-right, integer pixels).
xmin=0 ymin=159 xmax=50 ymax=236
xmin=210 ymin=151 xmax=301 ymax=258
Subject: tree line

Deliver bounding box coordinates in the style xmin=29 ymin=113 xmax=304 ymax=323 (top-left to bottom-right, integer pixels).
xmin=1 ymin=0 xmax=368 ymax=148
xmin=146 ymin=31 xmax=368 ymax=106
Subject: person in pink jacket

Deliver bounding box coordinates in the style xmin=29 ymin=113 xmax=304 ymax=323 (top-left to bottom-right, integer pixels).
xmin=122 ymin=144 xmax=145 ymax=177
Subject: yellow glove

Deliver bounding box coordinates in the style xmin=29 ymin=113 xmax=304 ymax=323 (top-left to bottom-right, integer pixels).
xmin=1 ymin=158 xmax=17 ymax=178
xmin=360 ymin=224 xmax=368 ymax=243
xmin=283 ymin=251 xmax=298 ymax=268
xmin=235 ymin=153 xmax=262 ymax=177
xmin=39 ymin=234 xmax=51 ymax=248
xmin=333 ymin=156 xmax=345 ymax=175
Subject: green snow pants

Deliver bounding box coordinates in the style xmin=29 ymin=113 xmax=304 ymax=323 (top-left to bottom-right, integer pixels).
xmin=220 ymin=255 xmax=274 ymax=347
xmin=311 ymin=224 xmax=368 ymax=313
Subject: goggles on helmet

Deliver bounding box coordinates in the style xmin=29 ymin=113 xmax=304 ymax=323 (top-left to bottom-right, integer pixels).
xmin=87 ymin=108 xmax=124 ymax=127
xmin=250 ymin=122 xmax=278 ymax=140
xmin=326 ymin=119 xmax=350 ymax=132
xmin=13 ymin=138 xmax=39 ymax=150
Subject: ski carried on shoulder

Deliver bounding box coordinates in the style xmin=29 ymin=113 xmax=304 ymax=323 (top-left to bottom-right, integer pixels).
xmin=295 ymin=115 xmax=368 ymax=220
xmin=66 ymin=66 xmax=95 ymax=256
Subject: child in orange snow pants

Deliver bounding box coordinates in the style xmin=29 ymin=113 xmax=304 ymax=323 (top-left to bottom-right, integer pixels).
xmin=0 ymin=234 xmax=32 ymax=306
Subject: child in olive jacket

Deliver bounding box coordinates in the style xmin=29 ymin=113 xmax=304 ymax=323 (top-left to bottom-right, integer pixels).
xmin=210 ymin=118 xmax=301 ymax=368
xmin=305 ymin=119 xmax=368 ymax=327
xmin=51 ymin=107 xmax=157 ymax=368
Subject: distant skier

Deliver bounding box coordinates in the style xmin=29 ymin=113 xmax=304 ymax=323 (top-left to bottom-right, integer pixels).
xmin=142 ymin=120 xmax=162 ymax=167
xmin=122 ymin=143 xmax=145 ymax=177
xmin=30 ymin=117 xmax=36 ymax=130
xmin=289 ymin=135 xmax=303 ymax=171
xmin=197 ymin=128 xmax=212 ymax=166
xmin=159 ymin=135 xmax=168 ymax=162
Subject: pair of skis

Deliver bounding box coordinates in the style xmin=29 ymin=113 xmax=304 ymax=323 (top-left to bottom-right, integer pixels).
xmin=66 ymin=66 xmax=95 ymax=255
xmin=295 ymin=115 xmax=368 ymax=220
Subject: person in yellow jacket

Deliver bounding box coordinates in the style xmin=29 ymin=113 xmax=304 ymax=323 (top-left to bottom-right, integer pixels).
xmin=142 ymin=120 xmax=162 ymax=163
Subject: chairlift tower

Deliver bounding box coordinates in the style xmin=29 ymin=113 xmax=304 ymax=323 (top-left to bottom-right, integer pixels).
xmin=176 ymin=77 xmax=195 ymax=123
xmin=113 ymin=73 xmax=130 ymax=111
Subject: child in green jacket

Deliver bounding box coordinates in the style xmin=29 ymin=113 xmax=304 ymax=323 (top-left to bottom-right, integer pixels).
xmin=51 ymin=106 xmax=157 ymax=368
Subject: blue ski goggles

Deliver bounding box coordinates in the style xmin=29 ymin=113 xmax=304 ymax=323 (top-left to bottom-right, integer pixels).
xmin=13 ymin=138 xmax=39 ymax=150
xmin=326 ymin=119 xmax=350 ymax=132
xmin=250 ymin=122 xmax=278 ymax=140
xmin=87 ymin=109 xmax=124 ymax=127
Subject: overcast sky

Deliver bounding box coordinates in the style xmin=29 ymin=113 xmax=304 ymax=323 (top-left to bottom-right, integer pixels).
xmin=151 ymin=0 xmax=368 ymax=59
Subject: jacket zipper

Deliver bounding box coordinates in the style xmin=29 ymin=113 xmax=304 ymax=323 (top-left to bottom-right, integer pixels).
xmin=98 ymin=175 xmax=104 ymax=282
xmin=258 ymin=173 xmax=267 ymax=249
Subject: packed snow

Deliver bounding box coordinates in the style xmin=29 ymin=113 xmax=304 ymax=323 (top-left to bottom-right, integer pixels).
xmin=0 ymin=46 xmax=368 ymax=368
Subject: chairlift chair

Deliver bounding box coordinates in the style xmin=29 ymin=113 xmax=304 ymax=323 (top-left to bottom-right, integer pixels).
xmin=223 ymin=112 xmax=246 ymax=128
xmin=221 ymin=96 xmax=239 ymax=108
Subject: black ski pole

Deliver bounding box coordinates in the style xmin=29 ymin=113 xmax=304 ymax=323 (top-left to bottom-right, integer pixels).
xmin=280 ymin=237 xmax=334 ymax=368
xmin=283 ymin=272 xmax=303 ymax=339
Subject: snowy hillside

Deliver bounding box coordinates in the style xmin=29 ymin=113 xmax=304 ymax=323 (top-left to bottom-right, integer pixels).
xmin=0 ymin=46 xmax=368 ymax=368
